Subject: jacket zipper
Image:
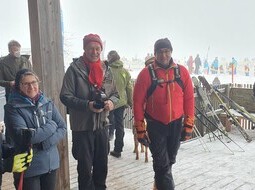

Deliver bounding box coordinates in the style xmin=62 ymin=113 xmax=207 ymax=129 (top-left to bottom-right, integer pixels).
xmin=34 ymin=110 xmax=40 ymax=128
xmin=166 ymin=71 xmax=172 ymax=122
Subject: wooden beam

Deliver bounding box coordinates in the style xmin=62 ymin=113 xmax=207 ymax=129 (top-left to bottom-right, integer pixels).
xmin=27 ymin=0 xmax=70 ymax=189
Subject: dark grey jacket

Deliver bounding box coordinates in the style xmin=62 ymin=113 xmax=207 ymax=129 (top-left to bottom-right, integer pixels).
xmin=4 ymin=92 xmax=66 ymax=178
xmin=0 ymin=54 xmax=32 ymax=99
xmin=60 ymin=57 xmax=119 ymax=131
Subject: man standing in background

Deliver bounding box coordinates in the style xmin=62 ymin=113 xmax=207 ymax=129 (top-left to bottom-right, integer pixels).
xmin=0 ymin=40 xmax=32 ymax=102
xmin=194 ymin=54 xmax=201 ymax=75
xmin=107 ymin=50 xmax=133 ymax=158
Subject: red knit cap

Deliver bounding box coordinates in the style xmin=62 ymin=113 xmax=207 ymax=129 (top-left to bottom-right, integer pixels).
xmin=83 ymin=34 xmax=103 ymax=50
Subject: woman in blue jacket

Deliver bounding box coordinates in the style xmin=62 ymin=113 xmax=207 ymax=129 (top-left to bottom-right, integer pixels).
xmin=4 ymin=69 xmax=66 ymax=190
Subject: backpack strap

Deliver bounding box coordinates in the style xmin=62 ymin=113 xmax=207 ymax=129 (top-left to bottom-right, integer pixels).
xmin=147 ymin=64 xmax=158 ymax=98
xmin=174 ymin=64 xmax=184 ymax=91
xmin=146 ymin=64 xmax=184 ymax=98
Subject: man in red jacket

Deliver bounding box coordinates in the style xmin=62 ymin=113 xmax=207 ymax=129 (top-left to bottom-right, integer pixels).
xmin=133 ymin=38 xmax=194 ymax=190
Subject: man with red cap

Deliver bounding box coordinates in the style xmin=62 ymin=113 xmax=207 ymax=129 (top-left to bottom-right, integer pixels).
xmin=60 ymin=34 xmax=119 ymax=190
xmin=133 ymin=38 xmax=194 ymax=190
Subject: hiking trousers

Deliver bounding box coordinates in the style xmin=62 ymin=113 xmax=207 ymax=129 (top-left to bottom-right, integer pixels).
xmin=72 ymin=128 xmax=109 ymax=190
xmin=147 ymin=117 xmax=183 ymax=190
xmin=14 ymin=170 xmax=57 ymax=190
xmin=109 ymin=106 xmax=125 ymax=153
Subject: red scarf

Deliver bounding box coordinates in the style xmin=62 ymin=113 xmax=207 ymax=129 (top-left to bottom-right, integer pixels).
xmin=83 ymin=53 xmax=103 ymax=88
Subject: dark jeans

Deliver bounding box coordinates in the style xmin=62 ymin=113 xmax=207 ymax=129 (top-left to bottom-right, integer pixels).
xmin=72 ymin=128 xmax=109 ymax=190
xmin=14 ymin=169 xmax=57 ymax=190
xmin=108 ymin=112 xmax=115 ymax=137
xmin=147 ymin=117 xmax=183 ymax=190
xmin=109 ymin=106 xmax=125 ymax=153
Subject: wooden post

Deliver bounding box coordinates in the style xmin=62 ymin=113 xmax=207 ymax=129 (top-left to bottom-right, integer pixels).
xmin=27 ymin=0 xmax=70 ymax=189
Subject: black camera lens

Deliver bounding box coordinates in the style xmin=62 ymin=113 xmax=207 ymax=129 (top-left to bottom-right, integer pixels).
xmin=93 ymin=101 xmax=105 ymax=109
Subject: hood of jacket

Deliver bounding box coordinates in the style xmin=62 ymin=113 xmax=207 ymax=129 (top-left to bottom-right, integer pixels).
xmin=71 ymin=57 xmax=90 ymax=79
xmin=109 ymin=60 xmax=123 ymax=69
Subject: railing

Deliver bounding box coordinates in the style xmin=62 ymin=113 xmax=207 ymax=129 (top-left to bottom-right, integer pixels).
xmin=230 ymin=83 xmax=253 ymax=89
xmin=124 ymin=107 xmax=133 ymax=129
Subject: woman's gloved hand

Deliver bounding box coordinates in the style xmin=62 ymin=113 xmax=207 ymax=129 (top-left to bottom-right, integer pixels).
xmin=12 ymin=149 xmax=33 ymax=173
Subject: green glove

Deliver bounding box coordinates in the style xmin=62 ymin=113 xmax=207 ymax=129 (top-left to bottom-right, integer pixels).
xmin=12 ymin=149 xmax=33 ymax=173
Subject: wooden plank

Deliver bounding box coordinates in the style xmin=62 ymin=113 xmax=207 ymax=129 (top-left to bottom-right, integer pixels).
xmin=27 ymin=0 xmax=70 ymax=189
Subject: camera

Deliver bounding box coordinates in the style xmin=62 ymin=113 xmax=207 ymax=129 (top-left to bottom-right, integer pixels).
xmin=92 ymin=89 xmax=107 ymax=109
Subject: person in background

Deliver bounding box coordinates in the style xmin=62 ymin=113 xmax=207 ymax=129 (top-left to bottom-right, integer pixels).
xmin=211 ymin=57 xmax=219 ymax=74
xmin=60 ymin=34 xmax=119 ymax=190
xmin=4 ymin=69 xmax=66 ymax=190
xmin=145 ymin=55 xmax=155 ymax=67
xmin=231 ymin=57 xmax=238 ymax=75
xmin=186 ymin=55 xmax=194 ymax=74
xmin=244 ymin=58 xmax=250 ymax=76
xmin=133 ymin=38 xmax=194 ymax=190
xmin=107 ymin=50 xmax=133 ymax=158
xmin=0 ymin=40 xmax=32 ymax=102
xmin=194 ymin=54 xmax=201 ymax=75
xmin=203 ymin=59 xmax=209 ymax=75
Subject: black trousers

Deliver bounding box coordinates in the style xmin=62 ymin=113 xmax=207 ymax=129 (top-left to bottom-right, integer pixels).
xmin=14 ymin=169 xmax=57 ymax=190
xmin=72 ymin=128 xmax=109 ymax=190
xmin=147 ymin=117 xmax=183 ymax=190
xmin=108 ymin=106 xmax=125 ymax=152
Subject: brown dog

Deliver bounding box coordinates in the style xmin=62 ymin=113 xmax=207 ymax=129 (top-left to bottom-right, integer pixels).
xmin=132 ymin=125 xmax=149 ymax=163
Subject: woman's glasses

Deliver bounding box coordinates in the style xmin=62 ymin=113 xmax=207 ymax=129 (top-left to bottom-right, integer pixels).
xmin=21 ymin=81 xmax=40 ymax=87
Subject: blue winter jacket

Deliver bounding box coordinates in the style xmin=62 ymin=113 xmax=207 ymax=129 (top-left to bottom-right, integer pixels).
xmin=4 ymin=92 xmax=67 ymax=178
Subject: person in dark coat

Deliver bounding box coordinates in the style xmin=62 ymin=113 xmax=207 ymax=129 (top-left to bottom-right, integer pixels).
xmin=194 ymin=54 xmax=202 ymax=74
xmin=0 ymin=40 xmax=32 ymax=102
xmin=60 ymin=34 xmax=119 ymax=190
xmin=4 ymin=69 xmax=66 ymax=190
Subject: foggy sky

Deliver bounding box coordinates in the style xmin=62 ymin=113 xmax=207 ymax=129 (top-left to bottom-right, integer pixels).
xmin=1 ymin=0 xmax=255 ymax=62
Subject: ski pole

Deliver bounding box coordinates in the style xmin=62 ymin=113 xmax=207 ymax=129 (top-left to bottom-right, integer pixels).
xmin=195 ymin=113 xmax=234 ymax=154
xmin=193 ymin=125 xmax=210 ymax=152
xmin=196 ymin=106 xmax=244 ymax=152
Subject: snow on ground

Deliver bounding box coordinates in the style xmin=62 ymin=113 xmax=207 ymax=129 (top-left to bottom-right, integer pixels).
xmin=107 ymin=128 xmax=255 ymax=190
xmin=175 ymin=127 xmax=255 ymax=190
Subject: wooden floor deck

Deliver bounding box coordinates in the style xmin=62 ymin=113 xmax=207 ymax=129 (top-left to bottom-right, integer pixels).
xmin=2 ymin=126 xmax=255 ymax=190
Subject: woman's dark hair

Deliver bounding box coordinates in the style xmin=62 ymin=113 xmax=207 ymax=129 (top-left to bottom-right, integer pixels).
xmin=15 ymin=69 xmax=39 ymax=90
